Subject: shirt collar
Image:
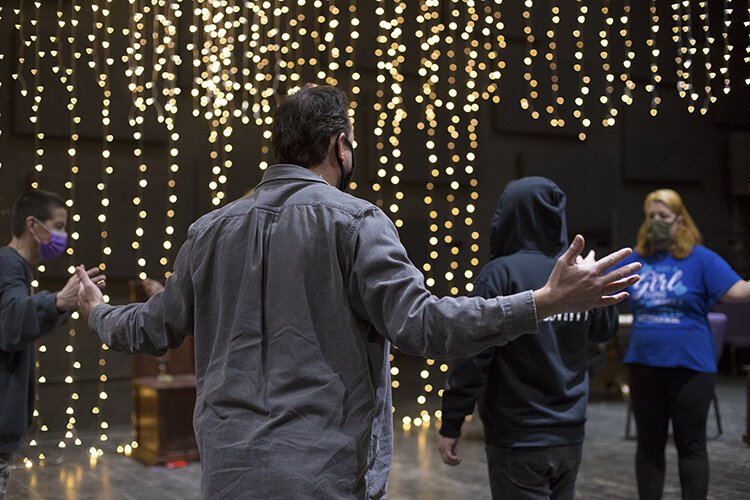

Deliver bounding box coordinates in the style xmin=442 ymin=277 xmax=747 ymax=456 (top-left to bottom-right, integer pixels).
xmin=255 ymin=164 xmax=330 ymax=190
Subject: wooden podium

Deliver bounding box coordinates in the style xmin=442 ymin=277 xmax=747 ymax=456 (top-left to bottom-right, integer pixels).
xmin=129 ymin=280 xmax=200 ymax=465
xmin=132 ymin=374 xmax=200 ymax=464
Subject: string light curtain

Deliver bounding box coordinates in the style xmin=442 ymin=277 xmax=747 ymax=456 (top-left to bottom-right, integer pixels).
xmin=3 ymin=0 xmax=750 ymax=459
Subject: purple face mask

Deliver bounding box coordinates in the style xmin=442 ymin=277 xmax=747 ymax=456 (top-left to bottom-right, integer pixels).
xmin=33 ymin=218 xmax=68 ymax=262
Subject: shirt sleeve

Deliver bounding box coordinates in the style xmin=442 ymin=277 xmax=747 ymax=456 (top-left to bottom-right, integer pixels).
xmin=346 ymin=208 xmax=538 ymax=360
xmin=702 ymin=247 xmax=742 ymax=303
xmin=0 ymin=256 xmax=68 ymax=352
xmin=439 ymin=348 xmax=494 ymax=438
xmin=438 ymin=265 xmax=503 ymax=438
xmin=88 ymin=237 xmax=195 ymax=356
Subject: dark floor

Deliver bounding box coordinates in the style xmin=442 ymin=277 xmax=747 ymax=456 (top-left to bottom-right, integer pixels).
xmin=5 ymin=376 xmax=749 ymax=499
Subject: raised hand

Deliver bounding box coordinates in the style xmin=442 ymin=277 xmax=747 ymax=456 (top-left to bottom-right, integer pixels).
xmin=534 ymin=235 xmax=641 ymax=319
xmin=56 ymin=266 xmax=106 ymax=311
xmin=75 ymin=265 xmax=105 ymax=320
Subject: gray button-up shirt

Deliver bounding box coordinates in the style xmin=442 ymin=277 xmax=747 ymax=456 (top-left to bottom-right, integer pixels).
xmin=89 ymin=164 xmax=538 ymax=499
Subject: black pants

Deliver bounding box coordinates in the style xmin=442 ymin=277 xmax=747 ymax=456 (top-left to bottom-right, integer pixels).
xmin=629 ymin=364 xmax=714 ymax=500
xmin=485 ymin=443 xmax=582 ymax=500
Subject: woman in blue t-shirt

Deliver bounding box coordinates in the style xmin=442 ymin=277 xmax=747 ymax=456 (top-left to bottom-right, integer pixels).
xmin=619 ymin=189 xmax=750 ymax=499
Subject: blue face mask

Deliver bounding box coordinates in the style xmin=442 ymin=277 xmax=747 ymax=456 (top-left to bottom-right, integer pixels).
xmin=32 ymin=218 xmax=68 ymax=262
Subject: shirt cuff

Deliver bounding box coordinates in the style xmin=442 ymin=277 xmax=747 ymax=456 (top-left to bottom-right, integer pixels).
xmin=439 ymin=419 xmax=464 ymax=438
xmin=88 ymin=303 xmax=113 ymax=333
xmin=503 ymin=290 xmax=539 ymax=336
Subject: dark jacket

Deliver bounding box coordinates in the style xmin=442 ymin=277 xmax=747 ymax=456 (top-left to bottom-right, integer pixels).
xmin=439 ymin=177 xmax=618 ymax=448
xmin=0 ymin=246 xmax=69 ymax=454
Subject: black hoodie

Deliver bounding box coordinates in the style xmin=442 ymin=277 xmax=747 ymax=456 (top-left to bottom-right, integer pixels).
xmin=439 ymin=177 xmax=618 ymax=448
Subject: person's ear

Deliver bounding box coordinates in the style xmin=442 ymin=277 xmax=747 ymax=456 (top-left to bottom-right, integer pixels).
xmin=26 ymin=216 xmax=36 ymax=233
xmin=336 ymin=133 xmax=347 ymax=162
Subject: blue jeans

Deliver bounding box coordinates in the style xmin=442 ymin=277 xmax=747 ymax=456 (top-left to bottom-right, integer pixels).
xmin=485 ymin=444 xmax=583 ymax=500
xmin=0 ymin=453 xmax=10 ymax=500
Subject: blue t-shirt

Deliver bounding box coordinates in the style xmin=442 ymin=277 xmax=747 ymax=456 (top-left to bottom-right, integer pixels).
xmin=616 ymin=245 xmax=741 ymax=373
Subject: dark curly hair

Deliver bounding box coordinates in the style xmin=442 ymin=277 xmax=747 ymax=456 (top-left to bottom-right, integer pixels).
xmin=272 ymin=85 xmax=351 ymax=168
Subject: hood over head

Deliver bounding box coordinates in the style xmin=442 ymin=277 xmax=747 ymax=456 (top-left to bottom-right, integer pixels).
xmin=489 ymin=176 xmax=568 ymax=260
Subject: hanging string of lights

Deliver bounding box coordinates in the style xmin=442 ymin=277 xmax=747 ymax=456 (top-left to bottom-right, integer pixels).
xmin=647 ymin=0 xmax=661 ymax=116
xmin=683 ymin=0 xmax=699 ymax=113
xmin=673 ymin=1 xmax=687 ymax=100
xmin=92 ymin=0 xmax=114 ymax=458
xmin=721 ymin=0 xmax=732 ymax=95
xmin=600 ymin=1 xmax=616 ymax=127
xmin=520 ymin=0 xmax=540 ymax=120
xmin=546 ymin=0 xmax=563 ymax=127
xmin=620 ymin=0 xmax=635 ymax=106
xmin=132 ymin=0 xmax=149 ymax=281
xmin=477 ymin=0 xmax=505 ymax=105
xmin=698 ymin=1 xmax=715 ymax=115
xmin=160 ymin=1 xmax=181 ymax=278
xmin=56 ymin=0 xmax=83 ymax=454
xmin=573 ymin=0 xmax=590 ymax=140
xmin=31 ymin=0 xmax=43 ymax=189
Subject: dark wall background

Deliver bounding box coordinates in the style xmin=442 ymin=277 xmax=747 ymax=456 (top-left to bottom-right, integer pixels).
xmin=0 ymin=0 xmax=748 ymax=434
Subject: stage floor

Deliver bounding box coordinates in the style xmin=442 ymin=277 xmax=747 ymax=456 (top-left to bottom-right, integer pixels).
xmin=5 ymin=376 xmax=749 ymax=499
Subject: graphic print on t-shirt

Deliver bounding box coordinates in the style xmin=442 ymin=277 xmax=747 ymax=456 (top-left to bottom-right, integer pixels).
xmin=631 ymin=264 xmax=688 ymax=325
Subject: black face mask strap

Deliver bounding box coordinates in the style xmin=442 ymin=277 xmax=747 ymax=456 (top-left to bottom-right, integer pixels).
xmin=336 ymin=135 xmax=354 ymax=192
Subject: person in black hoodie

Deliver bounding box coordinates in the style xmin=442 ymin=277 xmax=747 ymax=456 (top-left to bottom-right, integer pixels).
xmin=0 ymin=190 xmax=104 ymax=499
xmin=438 ymin=177 xmax=618 ymax=500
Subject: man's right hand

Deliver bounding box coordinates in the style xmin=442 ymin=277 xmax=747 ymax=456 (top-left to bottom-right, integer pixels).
xmin=76 ymin=265 xmax=105 ymax=320
xmin=438 ymin=436 xmax=462 ymax=466
xmin=533 ymin=235 xmax=641 ymax=319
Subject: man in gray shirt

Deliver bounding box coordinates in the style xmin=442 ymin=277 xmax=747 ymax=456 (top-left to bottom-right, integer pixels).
xmin=75 ymin=85 xmax=640 ymax=499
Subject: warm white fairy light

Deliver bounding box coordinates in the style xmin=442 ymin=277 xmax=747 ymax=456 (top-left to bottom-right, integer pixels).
xmin=620 ymin=0 xmax=635 ymax=106
xmin=520 ymin=0 xmax=540 ymax=119
xmin=573 ymin=0 xmax=590 ymax=140
xmin=647 ymin=0 xmax=662 ymax=116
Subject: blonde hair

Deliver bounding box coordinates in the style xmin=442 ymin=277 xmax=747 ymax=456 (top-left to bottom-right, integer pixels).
xmin=635 ymin=189 xmax=702 ymax=259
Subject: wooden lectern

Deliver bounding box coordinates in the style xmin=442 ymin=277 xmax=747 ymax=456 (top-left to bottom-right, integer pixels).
xmin=129 ymin=280 xmax=200 ymax=465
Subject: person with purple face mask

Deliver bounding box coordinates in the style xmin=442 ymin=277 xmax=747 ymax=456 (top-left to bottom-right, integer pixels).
xmin=0 ymin=190 xmax=105 ymax=499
